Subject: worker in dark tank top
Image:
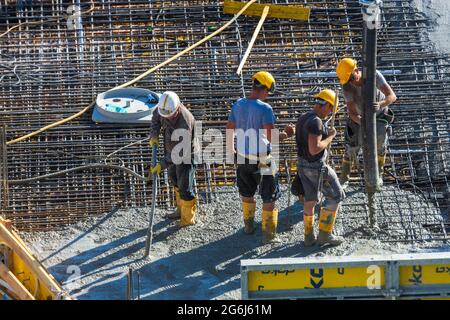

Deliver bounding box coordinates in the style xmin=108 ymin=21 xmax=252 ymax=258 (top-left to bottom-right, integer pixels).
xmin=336 ymin=58 xmax=397 ymax=186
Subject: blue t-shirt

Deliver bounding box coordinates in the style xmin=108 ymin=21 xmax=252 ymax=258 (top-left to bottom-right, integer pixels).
xmin=228 ymin=98 xmax=276 ymax=156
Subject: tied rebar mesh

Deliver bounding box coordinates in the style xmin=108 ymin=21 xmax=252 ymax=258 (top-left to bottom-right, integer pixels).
xmin=0 ymin=0 xmax=448 ymax=241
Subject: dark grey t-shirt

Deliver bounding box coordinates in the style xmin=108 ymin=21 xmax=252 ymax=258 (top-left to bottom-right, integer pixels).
xmin=295 ymin=111 xmax=328 ymax=163
xmin=343 ymin=70 xmax=387 ymax=115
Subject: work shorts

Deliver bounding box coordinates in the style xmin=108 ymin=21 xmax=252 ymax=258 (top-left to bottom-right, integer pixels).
xmin=290 ymin=172 xmax=305 ymax=197
xmin=236 ymin=163 xmax=281 ymax=203
xmin=297 ymin=157 xmax=345 ymax=205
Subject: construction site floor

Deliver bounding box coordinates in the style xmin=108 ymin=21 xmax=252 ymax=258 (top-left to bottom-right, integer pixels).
xmin=21 ymin=185 xmax=449 ymax=300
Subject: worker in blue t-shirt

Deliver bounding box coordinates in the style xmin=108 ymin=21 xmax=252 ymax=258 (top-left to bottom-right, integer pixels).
xmin=226 ymin=71 xmax=295 ymax=243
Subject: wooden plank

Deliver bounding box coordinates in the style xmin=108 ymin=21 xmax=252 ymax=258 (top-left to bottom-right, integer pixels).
xmin=0 ymin=219 xmax=68 ymax=299
xmin=0 ymin=262 xmax=35 ymax=300
xmin=0 ymin=125 xmax=8 ymax=210
xmin=236 ymin=6 xmax=270 ymax=75
xmin=224 ymin=1 xmax=310 ymax=21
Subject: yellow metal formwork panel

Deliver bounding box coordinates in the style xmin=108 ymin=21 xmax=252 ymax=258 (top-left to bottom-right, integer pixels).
xmin=224 ymin=1 xmax=311 ymax=21
xmin=400 ymin=264 xmax=450 ymax=286
xmin=248 ymin=266 xmax=385 ymax=291
xmin=242 ymin=253 xmax=450 ymax=299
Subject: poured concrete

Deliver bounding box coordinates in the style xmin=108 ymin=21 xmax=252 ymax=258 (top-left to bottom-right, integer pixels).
xmin=21 ymin=185 xmax=449 ymax=300
xmin=16 ymin=0 xmax=450 ymax=301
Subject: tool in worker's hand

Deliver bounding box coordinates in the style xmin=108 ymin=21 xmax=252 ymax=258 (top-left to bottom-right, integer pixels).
xmin=326 ymin=89 xmax=339 ymax=159
xmin=136 ymin=271 xmax=141 ymax=300
xmin=127 ymin=267 xmax=134 ymax=300
xmin=144 ymin=143 xmax=158 ymax=258
xmin=318 ymin=90 xmax=339 ymax=208
xmin=284 ymin=159 xmax=292 ymax=231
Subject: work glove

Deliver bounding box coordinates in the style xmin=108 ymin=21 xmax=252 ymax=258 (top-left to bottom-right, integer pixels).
xmin=150 ymin=163 xmax=161 ymax=175
xmin=283 ymin=124 xmax=295 ymax=138
xmin=149 ymin=137 xmax=159 ymax=148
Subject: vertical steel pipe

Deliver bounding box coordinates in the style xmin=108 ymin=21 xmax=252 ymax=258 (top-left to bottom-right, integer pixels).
xmin=360 ymin=0 xmax=383 ymax=226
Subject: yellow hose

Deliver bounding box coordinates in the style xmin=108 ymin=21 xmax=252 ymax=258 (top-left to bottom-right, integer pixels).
xmin=7 ymin=102 xmax=95 ymax=145
xmin=6 ymin=0 xmax=257 ymax=145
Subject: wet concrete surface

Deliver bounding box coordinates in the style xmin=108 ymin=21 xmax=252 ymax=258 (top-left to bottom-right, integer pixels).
xmin=21 ymin=185 xmax=449 ymax=300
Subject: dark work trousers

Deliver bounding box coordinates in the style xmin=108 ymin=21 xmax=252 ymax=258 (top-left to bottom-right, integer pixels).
xmin=167 ymin=163 xmax=196 ymax=201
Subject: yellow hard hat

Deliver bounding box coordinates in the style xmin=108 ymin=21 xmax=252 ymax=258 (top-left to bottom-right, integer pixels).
xmin=252 ymin=71 xmax=276 ymax=94
xmin=336 ymin=58 xmax=357 ymax=85
xmin=314 ymin=89 xmax=339 ymax=109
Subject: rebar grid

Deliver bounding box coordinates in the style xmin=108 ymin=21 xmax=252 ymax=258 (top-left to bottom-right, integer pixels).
xmin=0 ymin=0 xmax=449 ymax=242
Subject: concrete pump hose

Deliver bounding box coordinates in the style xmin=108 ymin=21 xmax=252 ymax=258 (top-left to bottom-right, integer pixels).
xmin=6 ymin=0 xmax=257 ymax=146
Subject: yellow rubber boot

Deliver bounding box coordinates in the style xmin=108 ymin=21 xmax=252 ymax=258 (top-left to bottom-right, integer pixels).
xmin=262 ymin=209 xmax=278 ymax=244
xmin=304 ymin=215 xmax=316 ymax=247
xmin=167 ymin=187 xmax=181 ymax=219
xmin=317 ymin=208 xmax=343 ymax=246
xmin=339 ymin=158 xmax=352 ymax=185
xmin=179 ymin=197 xmax=197 ymax=227
xmin=242 ymin=201 xmax=256 ymax=234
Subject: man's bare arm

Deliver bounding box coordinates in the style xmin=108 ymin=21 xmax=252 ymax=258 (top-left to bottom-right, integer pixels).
xmin=378 ymin=83 xmax=397 ymax=109
xmin=226 ymin=121 xmax=236 ymax=155
xmin=308 ymin=128 xmax=336 ymax=156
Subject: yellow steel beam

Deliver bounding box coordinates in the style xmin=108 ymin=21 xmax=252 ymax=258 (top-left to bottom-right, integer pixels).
xmin=224 ymin=0 xmax=311 ymax=21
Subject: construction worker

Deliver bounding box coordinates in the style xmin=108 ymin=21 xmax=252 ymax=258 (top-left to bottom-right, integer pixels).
xmin=149 ymin=91 xmax=199 ymax=227
xmin=295 ymin=89 xmax=345 ymax=247
xmin=226 ymin=71 xmax=295 ymax=243
xmin=336 ymin=58 xmax=397 ymax=185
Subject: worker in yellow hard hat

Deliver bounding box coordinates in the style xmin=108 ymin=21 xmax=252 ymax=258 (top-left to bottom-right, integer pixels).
xmin=226 ymin=71 xmax=295 ymax=244
xmin=293 ymin=89 xmax=345 ymax=247
xmin=336 ymin=58 xmax=397 ymax=186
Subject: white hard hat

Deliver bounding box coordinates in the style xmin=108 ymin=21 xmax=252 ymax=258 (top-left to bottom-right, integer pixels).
xmin=157 ymin=91 xmax=180 ymax=118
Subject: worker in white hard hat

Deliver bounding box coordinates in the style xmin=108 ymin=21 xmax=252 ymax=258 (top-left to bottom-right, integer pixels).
xmin=149 ymin=91 xmax=199 ymax=227
xmin=336 ymin=58 xmax=397 ymax=186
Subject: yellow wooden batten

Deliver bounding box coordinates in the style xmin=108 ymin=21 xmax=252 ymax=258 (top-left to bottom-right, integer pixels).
xmin=224 ymin=0 xmax=311 ymax=21
xmin=0 ymin=217 xmax=70 ymax=300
